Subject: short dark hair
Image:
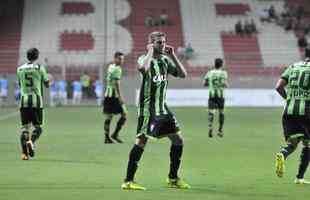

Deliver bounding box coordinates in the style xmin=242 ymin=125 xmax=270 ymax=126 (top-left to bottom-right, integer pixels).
xmin=114 ymin=51 xmax=124 ymax=58
xmin=27 ymin=48 xmax=39 ymax=61
xmin=215 ymin=58 xmax=223 ymax=69
xmin=148 ymin=31 xmax=166 ymax=43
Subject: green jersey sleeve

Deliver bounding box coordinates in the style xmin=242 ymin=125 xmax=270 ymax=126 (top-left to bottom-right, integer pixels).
xmin=281 ymin=66 xmax=292 ymax=82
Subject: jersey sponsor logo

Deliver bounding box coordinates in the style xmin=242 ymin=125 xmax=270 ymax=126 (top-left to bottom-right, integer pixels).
xmin=152 ymin=75 xmax=167 ymax=83
xmin=289 ymin=89 xmax=310 ymax=99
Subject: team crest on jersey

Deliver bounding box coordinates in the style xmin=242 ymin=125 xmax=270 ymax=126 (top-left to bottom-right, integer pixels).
xmin=153 ymin=75 xmax=167 ymax=83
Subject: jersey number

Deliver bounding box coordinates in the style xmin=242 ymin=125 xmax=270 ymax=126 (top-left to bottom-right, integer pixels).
xmin=290 ymin=71 xmax=310 ymax=89
xmin=25 ymin=73 xmax=33 ymax=87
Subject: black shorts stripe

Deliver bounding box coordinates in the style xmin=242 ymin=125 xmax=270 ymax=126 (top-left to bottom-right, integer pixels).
xmin=293 ymin=99 xmax=300 ymax=115
xmin=306 ymin=101 xmax=310 ymax=117
xmin=149 ymin=62 xmax=156 ymax=116
xmin=139 ymin=73 xmax=146 ymax=115
xmin=21 ymin=95 xmax=24 ymax=108
xmin=158 ymin=62 xmax=165 ymax=115
xmin=36 ymin=94 xmax=40 ymax=108
xmin=28 ymin=94 xmax=33 ymax=107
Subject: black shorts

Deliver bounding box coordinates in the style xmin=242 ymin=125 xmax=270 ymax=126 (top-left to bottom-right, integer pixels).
xmin=20 ymin=108 xmax=43 ymax=126
xmin=103 ymin=97 xmax=124 ymax=114
xmin=208 ymin=98 xmax=225 ymax=110
xmin=137 ymin=114 xmax=180 ymax=138
xmin=282 ymin=114 xmax=310 ymax=141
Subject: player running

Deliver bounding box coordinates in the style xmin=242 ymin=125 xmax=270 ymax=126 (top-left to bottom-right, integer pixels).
xmin=121 ymin=31 xmax=190 ymax=190
xmin=275 ymin=57 xmax=310 ymax=184
xmin=17 ymin=48 xmax=49 ymax=160
xmin=103 ymin=52 xmax=127 ymax=143
xmin=203 ymin=58 xmax=228 ymax=138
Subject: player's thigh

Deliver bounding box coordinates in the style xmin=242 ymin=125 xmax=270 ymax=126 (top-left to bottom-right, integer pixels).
xmin=152 ymin=114 xmax=180 ymax=138
xmin=32 ymin=108 xmax=43 ymax=127
xmin=282 ymin=114 xmax=305 ymax=141
xmin=136 ymin=116 xmax=150 ymax=138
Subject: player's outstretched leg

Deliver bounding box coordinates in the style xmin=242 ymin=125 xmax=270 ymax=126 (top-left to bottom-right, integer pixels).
xmin=104 ymin=115 xmax=113 ymax=144
xmin=111 ymin=114 xmax=127 ymax=143
xmin=295 ymin=140 xmax=310 ymax=184
xmin=218 ymin=110 xmax=224 ymax=137
xmin=20 ymin=127 xmax=30 ymax=160
xmin=276 ymin=138 xmax=298 ymax=177
xmin=166 ymin=133 xmax=190 ymax=189
xmin=122 ymin=137 xmax=147 ymax=190
xmin=208 ymin=111 xmax=214 ymax=138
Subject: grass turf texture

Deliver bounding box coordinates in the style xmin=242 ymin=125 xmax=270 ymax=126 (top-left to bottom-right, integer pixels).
xmin=0 ymin=107 xmax=309 ymax=200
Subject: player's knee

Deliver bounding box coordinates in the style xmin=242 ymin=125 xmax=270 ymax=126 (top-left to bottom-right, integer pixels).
xmin=287 ymin=138 xmax=299 ymax=149
xmin=118 ymin=116 xmax=127 ymax=125
xmin=135 ymin=136 xmax=148 ymax=149
xmin=33 ymin=126 xmax=42 ymax=136
xmin=169 ymin=133 xmax=184 ymax=146
xmin=21 ymin=130 xmax=29 ymax=142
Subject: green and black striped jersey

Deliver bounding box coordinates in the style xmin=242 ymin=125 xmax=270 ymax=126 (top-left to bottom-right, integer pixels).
xmin=137 ymin=54 xmax=178 ymax=117
xmin=204 ymin=69 xmax=228 ymax=98
xmin=17 ymin=63 xmax=49 ymax=108
xmin=282 ymin=60 xmax=310 ymax=115
xmin=104 ymin=64 xmax=122 ymax=98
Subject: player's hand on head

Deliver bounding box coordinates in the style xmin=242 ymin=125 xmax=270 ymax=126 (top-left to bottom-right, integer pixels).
xmin=165 ymin=45 xmax=174 ymax=55
xmin=147 ymin=43 xmax=154 ymax=52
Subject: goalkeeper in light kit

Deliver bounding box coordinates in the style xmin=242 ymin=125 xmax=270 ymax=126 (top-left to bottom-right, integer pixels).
xmin=17 ymin=48 xmax=49 ymax=160
xmin=203 ymin=58 xmax=228 ymax=138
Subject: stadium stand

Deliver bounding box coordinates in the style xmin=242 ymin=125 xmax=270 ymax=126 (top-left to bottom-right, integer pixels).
xmin=215 ymin=3 xmax=250 ymax=15
xmin=121 ymin=0 xmax=184 ymax=73
xmin=61 ymin=2 xmax=95 ymax=15
xmin=0 ymin=0 xmax=308 ymax=78
xmin=60 ymin=31 xmax=94 ymax=51
xmin=0 ymin=0 xmax=24 ymax=74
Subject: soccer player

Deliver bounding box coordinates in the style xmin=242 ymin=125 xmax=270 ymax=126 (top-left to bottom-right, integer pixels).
xmin=275 ymin=58 xmax=310 ymax=184
xmin=203 ymin=58 xmax=228 ymax=138
xmin=121 ymin=32 xmax=190 ymax=190
xmin=94 ymin=79 xmax=103 ymax=106
xmin=17 ymin=48 xmax=49 ymax=160
xmin=103 ymin=52 xmax=127 ymax=143
xmin=0 ymin=75 xmax=8 ymax=106
xmin=72 ymin=79 xmax=82 ymax=105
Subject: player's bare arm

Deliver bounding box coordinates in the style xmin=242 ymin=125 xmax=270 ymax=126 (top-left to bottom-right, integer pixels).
xmin=115 ymin=80 xmax=124 ymax=104
xmin=165 ymin=45 xmax=187 ymax=78
xmin=138 ymin=44 xmax=154 ymax=72
xmin=203 ymin=79 xmax=209 ymax=87
xmin=275 ymin=78 xmax=287 ymax=99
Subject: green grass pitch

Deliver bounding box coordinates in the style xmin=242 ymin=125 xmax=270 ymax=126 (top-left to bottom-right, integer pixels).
xmin=0 ymin=106 xmax=310 ymax=200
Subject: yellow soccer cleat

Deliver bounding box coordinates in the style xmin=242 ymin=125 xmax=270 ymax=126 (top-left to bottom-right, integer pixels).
xmin=295 ymin=179 xmax=310 ymax=185
xmin=21 ymin=153 xmax=29 ymax=160
xmin=167 ymin=178 xmax=191 ymax=189
xmin=121 ymin=181 xmax=146 ymax=190
xmin=275 ymin=153 xmax=285 ymax=177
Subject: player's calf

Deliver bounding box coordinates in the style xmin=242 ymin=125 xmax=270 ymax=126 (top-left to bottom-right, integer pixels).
xmin=111 ymin=115 xmax=127 ymax=143
xmin=208 ymin=111 xmax=214 ymax=138
xmin=20 ymin=130 xmax=29 ymax=160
